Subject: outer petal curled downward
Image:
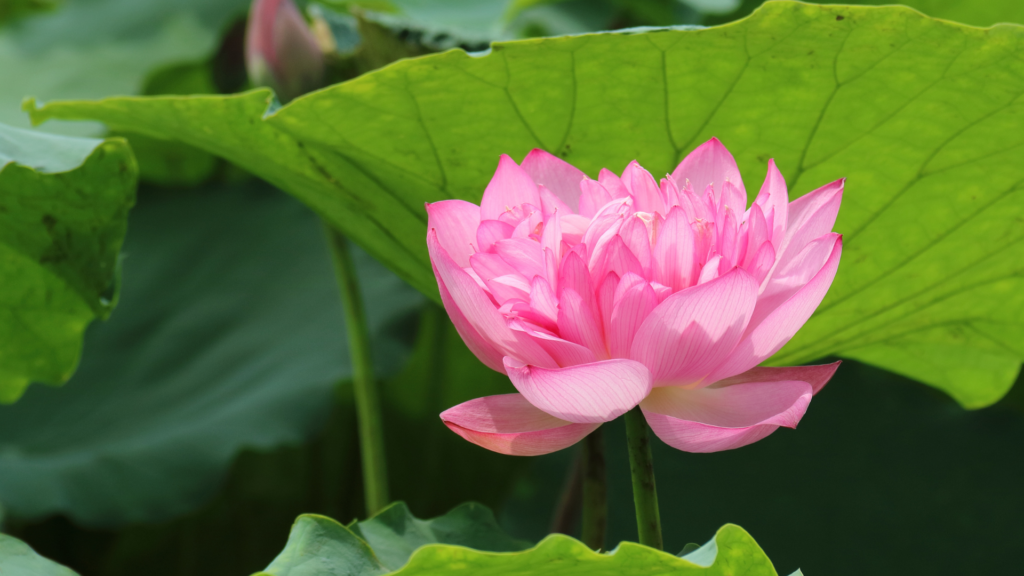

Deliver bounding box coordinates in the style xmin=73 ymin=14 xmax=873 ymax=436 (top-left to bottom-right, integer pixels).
xmin=504 ymin=357 xmax=652 ymax=423
xmin=441 ymin=394 xmax=599 ymax=456
xmin=640 ymin=370 xmax=818 ymax=453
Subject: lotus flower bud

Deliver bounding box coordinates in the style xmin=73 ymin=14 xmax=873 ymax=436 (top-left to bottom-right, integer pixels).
xmin=245 ymin=0 xmax=325 ymax=103
xmin=428 ymin=138 xmax=845 ymax=456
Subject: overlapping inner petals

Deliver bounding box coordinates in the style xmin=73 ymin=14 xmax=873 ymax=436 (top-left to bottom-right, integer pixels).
xmin=429 ymin=138 xmax=844 ymax=455
xmin=428 ymin=138 xmax=842 ymax=389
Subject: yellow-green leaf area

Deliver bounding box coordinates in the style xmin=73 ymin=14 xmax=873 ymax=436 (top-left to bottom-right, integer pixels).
xmin=25 ymin=1 xmax=1024 ymax=407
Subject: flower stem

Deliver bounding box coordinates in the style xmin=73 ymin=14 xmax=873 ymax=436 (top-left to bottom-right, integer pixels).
xmin=324 ymin=225 xmax=389 ymax=516
xmin=580 ymin=427 xmax=608 ymax=550
xmin=623 ymin=406 xmax=663 ymax=550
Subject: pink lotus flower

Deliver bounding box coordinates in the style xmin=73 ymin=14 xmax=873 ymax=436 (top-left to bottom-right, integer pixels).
xmin=245 ymin=0 xmax=324 ymax=103
xmin=427 ymin=139 xmax=842 ymax=455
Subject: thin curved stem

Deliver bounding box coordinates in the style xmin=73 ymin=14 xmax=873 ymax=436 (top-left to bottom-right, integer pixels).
xmin=325 ymin=225 xmax=389 ymax=516
xmin=581 ymin=427 xmax=608 ymax=550
xmin=624 ymin=406 xmax=663 ymax=550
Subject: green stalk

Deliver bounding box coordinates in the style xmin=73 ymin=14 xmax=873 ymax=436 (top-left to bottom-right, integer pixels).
xmin=325 ymin=225 xmax=389 ymax=516
xmin=624 ymin=406 xmax=663 ymax=550
xmin=580 ymin=427 xmax=608 ymax=550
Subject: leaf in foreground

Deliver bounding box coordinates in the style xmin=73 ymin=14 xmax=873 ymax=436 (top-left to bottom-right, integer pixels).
xmin=26 ymin=1 xmax=1024 ymax=407
xmin=0 ymin=124 xmax=135 ymax=402
xmin=0 ymin=533 xmax=78 ymax=576
xmin=257 ymin=502 xmax=778 ymax=576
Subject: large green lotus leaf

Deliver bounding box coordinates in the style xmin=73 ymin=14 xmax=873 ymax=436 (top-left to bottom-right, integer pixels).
xmin=0 ymin=533 xmax=78 ymax=576
xmin=0 ymin=181 xmax=424 ymax=526
xmin=257 ymin=503 xmax=777 ymax=576
xmin=26 ymin=1 xmax=1024 ymax=407
xmin=0 ymin=124 xmax=135 ymax=402
xmin=718 ymin=0 xmax=1024 ymax=28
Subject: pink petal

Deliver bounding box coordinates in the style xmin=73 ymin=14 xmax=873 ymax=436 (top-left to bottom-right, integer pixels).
xmin=437 ymin=273 xmax=505 ymax=372
xmin=622 ymin=161 xmax=665 ymax=215
xmin=485 ymin=274 xmax=531 ymax=304
xmin=578 ymin=179 xmax=614 ymax=218
xmin=745 ymin=241 xmax=776 ymax=285
xmin=719 ymin=181 xmax=746 ymax=223
xmin=590 ymin=235 xmax=644 ymax=284
xmin=718 ymin=207 xmax=739 ymax=265
xmin=742 ymin=204 xmax=768 ymax=268
xmin=619 ymin=214 xmax=653 ymax=277
xmin=641 ymin=378 xmax=813 ymax=453
xmin=596 ymin=272 xmax=619 ymax=343
xmin=598 ymin=168 xmax=630 ymax=199
xmin=705 ymin=235 xmax=842 ymax=382
xmin=557 ymin=251 xmax=593 ymax=304
xmin=557 ymin=288 xmax=606 ymax=358
xmin=480 ymin=155 xmax=542 ymax=221
xmin=470 ymin=251 xmax=519 ymax=283
xmin=521 ymin=149 xmax=586 ymax=213
xmin=476 ymin=219 xmax=514 ymax=254
xmin=752 ymin=159 xmax=789 ymax=250
xmin=559 ymin=214 xmax=590 ymax=245
xmin=696 ymin=254 xmax=725 ymax=285
xmin=495 ymin=237 xmax=547 ymax=281
xmin=441 ymin=394 xmax=599 ymax=456
xmin=671 ymin=138 xmax=745 ymax=204
xmin=529 ymin=276 xmax=559 ymax=325
xmin=609 ymin=279 xmax=658 ymax=358
xmin=509 ymin=319 xmax=597 ymax=367
xmin=429 ymin=230 xmax=556 ymax=368
xmin=504 ymin=357 xmax=652 ymax=423
xmin=716 ymin=361 xmax=841 ymax=395
xmin=777 ymin=178 xmax=843 ymax=271
xmin=653 ymin=206 xmax=697 ymax=291
xmin=538 ymin=184 xmax=574 ymax=219
xmin=426 ymin=200 xmax=481 ymax=267
xmin=756 ymin=233 xmax=839 ymax=323
xmin=630 ymin=268 xmax=759 ymax=385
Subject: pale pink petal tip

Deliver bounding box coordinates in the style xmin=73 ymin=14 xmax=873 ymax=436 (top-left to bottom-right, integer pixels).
xmin=716 ymin=361 xmax=841 ymax=395
xmin=505 ymin=357 xmax=652 ymax=423
xmin=640 ymin=378 xmax=814 ymax=453
xmin=441 ymin=394 xmax=599 ymax=456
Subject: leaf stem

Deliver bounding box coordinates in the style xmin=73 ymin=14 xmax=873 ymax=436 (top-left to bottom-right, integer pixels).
xmin=580 ymin=427 xmax=608 ymax=550
xmin=624 ymin=406 xmax=663 ymax=550
xmin=324 ymin=225 xmax=389 ymax=516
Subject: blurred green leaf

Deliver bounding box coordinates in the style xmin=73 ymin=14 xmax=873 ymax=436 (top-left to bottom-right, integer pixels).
xmin=258 ymin=503 xmax=776 ymax=576
xmin=0 ymin=124 xmax=135 ymax=402
xmin=0 ymin=181 xmax=423 ymax=526
xmin=0 ymin=533 xmax=77 ymax=576
xmin=27 ymin=2 xmax=1024 ymax=406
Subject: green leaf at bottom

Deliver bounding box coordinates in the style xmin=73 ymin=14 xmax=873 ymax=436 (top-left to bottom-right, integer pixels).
xmin=0 ymin=533 xmax=78 ymax=576
xmin=259 ymin=503 xmax=778 ymax=576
